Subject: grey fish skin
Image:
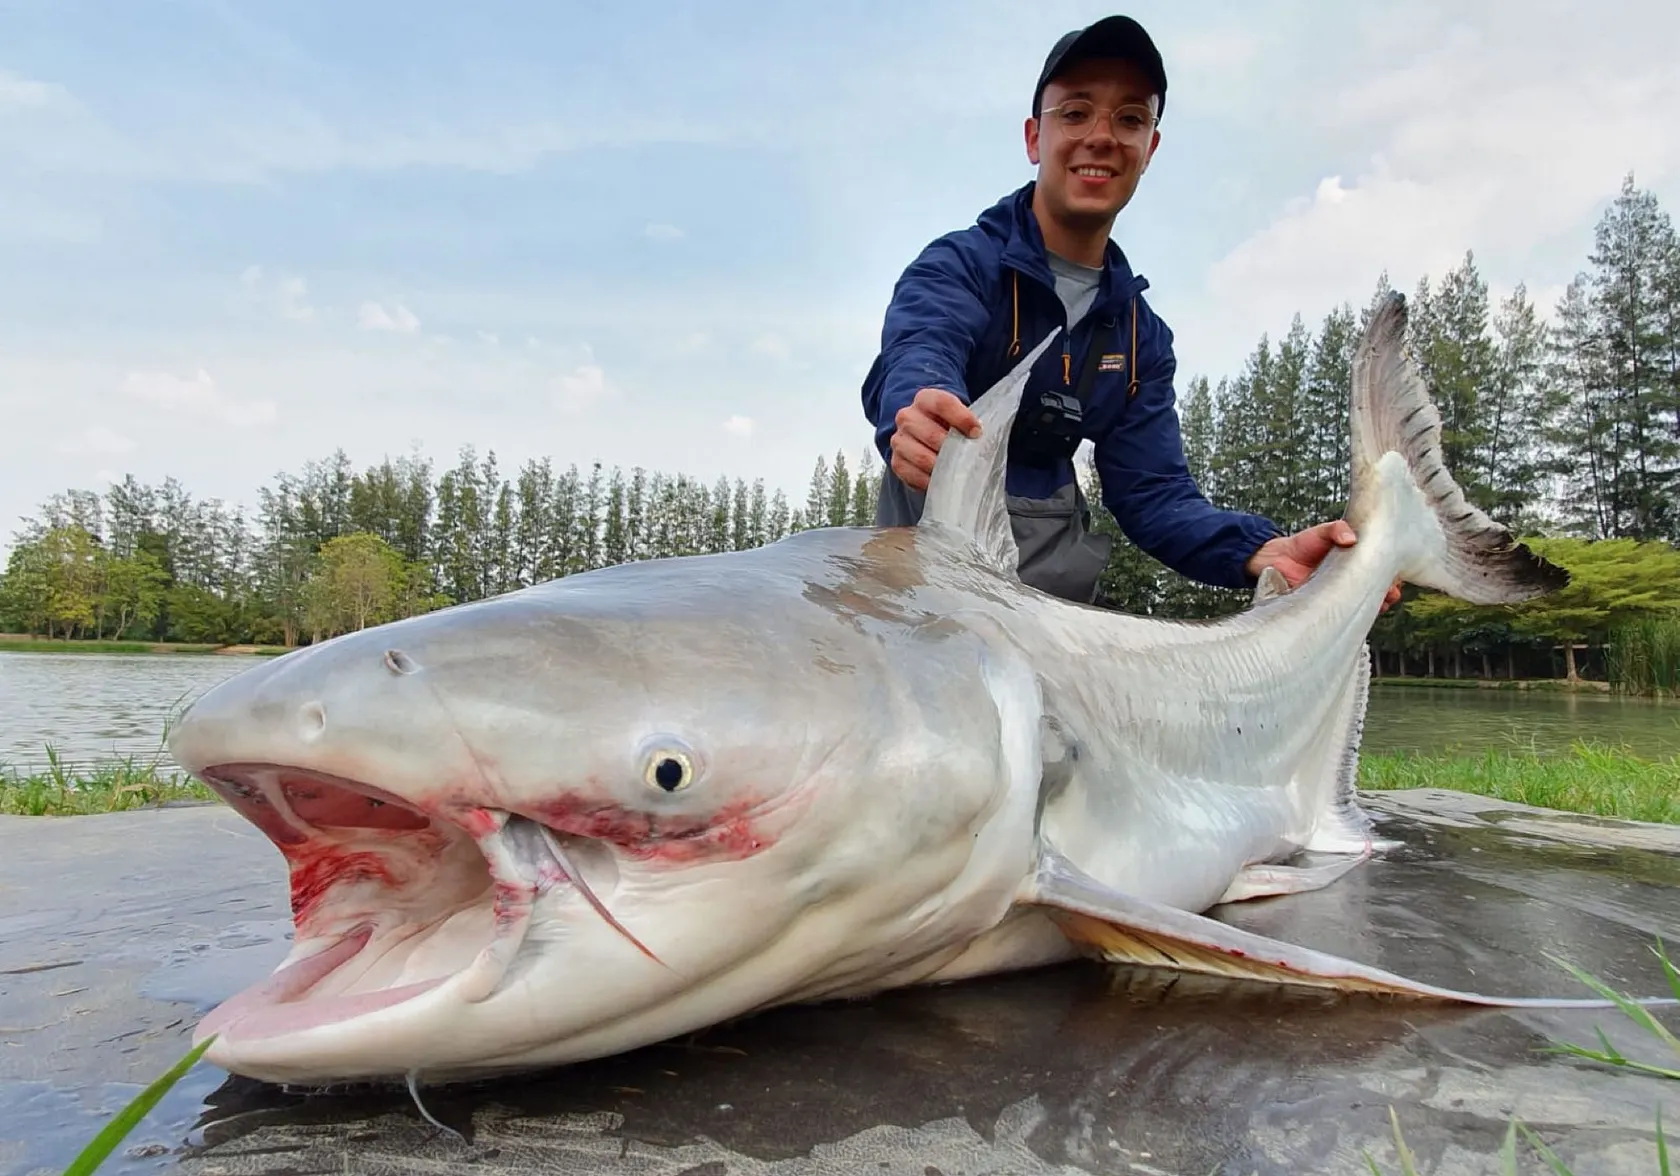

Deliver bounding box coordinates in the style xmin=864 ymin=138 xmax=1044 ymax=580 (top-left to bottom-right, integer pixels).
xmin=166 ymin=293 xmax=1597 ymax=1088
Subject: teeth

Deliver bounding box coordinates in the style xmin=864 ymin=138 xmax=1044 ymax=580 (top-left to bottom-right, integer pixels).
xmin=1075 ymin=167 xmax=1113 ymax=178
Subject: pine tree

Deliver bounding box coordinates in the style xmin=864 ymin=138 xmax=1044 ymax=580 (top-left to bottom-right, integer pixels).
xmin=709 ymin=475 xmax=733 ymax=555
xmin=1411 ymin=253 xmax=1497 ymax=512
xmin=576 ymin=463 xmax=603 ymax=571
xmin=1585 ymin=173 xmax=1680 ymax=539
xmin=1301 ymin=304 xmax=1355 ymax=517
xmin=1267 ymin=315 xmax=1311 ymax=531
xmin=1483 ymin=284 xmax=1560 ymax=532
xmin=730 ymin=478 xmax=751 ymax=551
xmin=748 ymin=480 xmax=769 ymax=548
xmin=804 ymin=455 xmax=830 ymax=531
xmin=601 ymin=469 xmax=628 ymax=568
xmin=1549 ymin=276 xmax=1616 ymax=538
xmin=1180 ymin=375 xmax=1217 ymax=498
xmin=825 ymin=451 xmax=852 ymax=528
xmin=624 ymin=468 xmax=648 ymax=563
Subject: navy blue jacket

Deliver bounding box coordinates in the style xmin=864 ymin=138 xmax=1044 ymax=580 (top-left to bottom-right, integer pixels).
xmin=860 ymin=182 xmax=1281 ymax=590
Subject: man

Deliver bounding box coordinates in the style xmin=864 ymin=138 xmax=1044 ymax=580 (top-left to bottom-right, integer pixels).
xmin=861 ymin=15 xmax=1396 ymax=609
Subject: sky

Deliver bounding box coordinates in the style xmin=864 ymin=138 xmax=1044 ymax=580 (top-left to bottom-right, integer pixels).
xmin=3 ymin=0 xmax=1678 ymax=560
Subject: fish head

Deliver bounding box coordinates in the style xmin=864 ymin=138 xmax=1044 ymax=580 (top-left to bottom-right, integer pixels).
xmin=167 ymin=551 xmax=1037 ymax=1085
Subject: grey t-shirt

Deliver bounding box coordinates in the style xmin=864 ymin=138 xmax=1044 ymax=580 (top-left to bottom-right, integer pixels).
xmin=1046 ymin=250 xmax=1102 ymax=328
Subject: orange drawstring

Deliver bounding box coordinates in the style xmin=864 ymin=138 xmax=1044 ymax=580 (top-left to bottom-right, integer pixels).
xmin=1128 ymin=297 xmax=1139 ymax=397
xmin=1008 ymin=273 xmax=1021 ymax=358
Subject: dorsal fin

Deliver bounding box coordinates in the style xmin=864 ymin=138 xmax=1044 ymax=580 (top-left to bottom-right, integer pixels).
xmin=919 ymin=328 xmax=1062 ymax=574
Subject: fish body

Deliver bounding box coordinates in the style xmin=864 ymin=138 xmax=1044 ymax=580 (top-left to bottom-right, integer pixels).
xmin=168 ymin=294 xmax=1592 ymax=1087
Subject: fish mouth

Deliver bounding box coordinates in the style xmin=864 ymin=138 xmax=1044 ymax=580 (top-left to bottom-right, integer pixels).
xmin=193 ymin=764 xmax=638 ymax=1049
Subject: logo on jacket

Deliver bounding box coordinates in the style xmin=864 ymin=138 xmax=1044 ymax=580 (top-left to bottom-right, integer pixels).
xmin=1098 ymin=353 xmax=1127 ymax=374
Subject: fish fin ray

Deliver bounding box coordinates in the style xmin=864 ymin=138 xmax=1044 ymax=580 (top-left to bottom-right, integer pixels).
xmin=1303 ymin=643 xmax=1396 ymax=854
xmin=1025 ymin=849 xmax=1666 ymax=1008
xmin=919 ymin=328 xmax=1061 ymax=577
xmin=1347 ymin=293 xmax=1566 ymax=604
xmin=1214 ymin=852 xmax=1372 ymax=904
xmin=1250 ymin=566 xmax=1291 ymax=605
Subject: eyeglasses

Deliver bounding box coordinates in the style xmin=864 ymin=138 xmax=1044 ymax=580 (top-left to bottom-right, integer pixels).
xmin=1040 ymin=99 xmax=1157 ymax=142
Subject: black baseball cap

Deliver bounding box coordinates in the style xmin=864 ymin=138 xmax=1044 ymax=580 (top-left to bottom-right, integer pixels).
xmin=1032 ymin=15 xmax=1168 ymax=121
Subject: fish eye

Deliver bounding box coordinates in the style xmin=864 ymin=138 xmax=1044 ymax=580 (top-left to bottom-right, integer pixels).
xmin=643 ymin=749 xmax=694 ymax=793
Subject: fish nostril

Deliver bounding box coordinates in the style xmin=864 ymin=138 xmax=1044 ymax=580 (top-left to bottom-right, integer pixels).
xmin=385 ymin=649 xmax=418 ymax=676
xmin=298 ymin=702 xmax=327 ymax=742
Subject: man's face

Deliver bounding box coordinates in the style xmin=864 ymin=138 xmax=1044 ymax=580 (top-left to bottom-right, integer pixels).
xmin=1026 ymin=56 xmax=1161 ymax=231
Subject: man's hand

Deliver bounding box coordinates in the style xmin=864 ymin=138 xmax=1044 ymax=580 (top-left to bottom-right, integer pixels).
xmin=1245 ymin=520 xmax=1402 ymax=612
xmin=890 ymin=387 xmax=982 ymax=492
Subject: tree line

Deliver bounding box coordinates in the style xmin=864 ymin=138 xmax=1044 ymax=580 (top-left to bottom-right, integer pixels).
xmin=3 ymin=173 xmax=1677 ymax=685
xmin=0 ymin=448 xmax=882 ymax=647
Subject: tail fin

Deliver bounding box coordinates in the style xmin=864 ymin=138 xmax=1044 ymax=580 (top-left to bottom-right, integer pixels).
xmin=1347 ymin=293 xmax=1567 ymax=605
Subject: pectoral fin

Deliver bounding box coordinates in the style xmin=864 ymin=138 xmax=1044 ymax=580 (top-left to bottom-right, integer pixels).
xmin=1213 ymin=852 xmax=1372 ymax=905
xmin=1025 ymin=849 xmax=1667 ymax=1009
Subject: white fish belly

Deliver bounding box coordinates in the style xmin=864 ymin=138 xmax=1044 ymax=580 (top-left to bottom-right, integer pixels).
xmin=1033 ymin=587 xmax=1376 ymax=913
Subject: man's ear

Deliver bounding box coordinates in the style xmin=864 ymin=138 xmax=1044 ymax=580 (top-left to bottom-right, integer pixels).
xmin=1024 ymin=115 xmax=1040 ymax=165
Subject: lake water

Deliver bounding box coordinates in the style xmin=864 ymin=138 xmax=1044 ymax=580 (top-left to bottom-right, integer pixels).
xmin=2 ymin=651 xmax=1678 ymax=775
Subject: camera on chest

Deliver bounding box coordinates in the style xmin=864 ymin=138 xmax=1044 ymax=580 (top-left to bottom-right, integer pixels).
xmin=1008 ymin=385 xmax=1084 ymax=468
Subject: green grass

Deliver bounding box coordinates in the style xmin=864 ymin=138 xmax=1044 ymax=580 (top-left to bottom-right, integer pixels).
xmin=57 ymin=1035 xmax=217 ymax=1176
xmin=0 ymin=746 xmax=214 ymax=816
xmin=1360 ymin=742 xmax=1680 ymax=826
xmin=0 ymin=636 xmax=289 ymax=656
xmin=1369 ymin=941 xmax=1679 ymax=1174
xmin=1372 ymin=676 xmax=1613 ymax=693
xmin=1610 ymin=618 xmax=1680 ymax=698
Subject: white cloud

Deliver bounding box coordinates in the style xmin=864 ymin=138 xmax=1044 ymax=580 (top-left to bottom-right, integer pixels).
xmin=358 ymin=300 xmax=420 ymax=333
xmin=1189 ymin=6 xmax=1680 ymax=372
xmin=552 ymin=363 xmax=612 ymax=415
xmin=723 ymin=414 xmax=754 ymax=438
xmin=237 ymin=267 xmax=315 ymax=322
xmin=279 ymin=276 xmax=314 ymax=322
xmin=643 ymin=222 xmax=684 ymax=242
xmin=477 ymin=330 xmax=500 ymax=346
xmin=55 ymin=427 xmax=136 ymax=456
xmin=0 ymin=70 xmax=60 ymax=108
xmin=751 ymin=333 xmax=791 ymax=361
xmin=120 ymin=368 xmax=276 ymax=428
xmin=1166 ymin=24 xmax=1265 ymax=113
xmin=0 ymin=78 xmax=724 ymax=185
xmin=0 ymin=186 xmax=102 ymax=245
